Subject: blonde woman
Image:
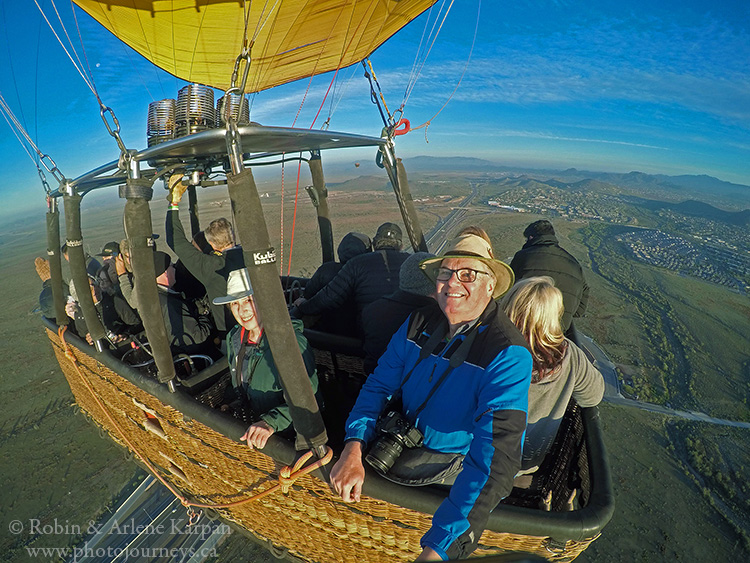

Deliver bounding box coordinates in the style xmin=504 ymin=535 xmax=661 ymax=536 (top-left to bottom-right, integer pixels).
xmin=500 ymin=276 xmax=604 ymax=474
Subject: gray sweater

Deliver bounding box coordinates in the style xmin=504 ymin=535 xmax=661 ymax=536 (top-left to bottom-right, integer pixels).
xmin=521 ymin=339 xmax=604 ymax=472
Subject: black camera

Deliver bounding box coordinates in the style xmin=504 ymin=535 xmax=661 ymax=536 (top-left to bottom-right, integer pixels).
xmin=365 ymin=410 xmax=424 ymax=475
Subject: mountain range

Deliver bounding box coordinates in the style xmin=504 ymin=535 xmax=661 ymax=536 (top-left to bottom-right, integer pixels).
xmin=401 ymin=156 xmax=750 ymax=202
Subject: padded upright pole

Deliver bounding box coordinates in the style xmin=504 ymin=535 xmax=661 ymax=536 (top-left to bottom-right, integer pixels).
xmin=382 ymin=155 xmax=428 ymax=252
xmin=307 ymin=153 xmax=334 ymax=264
xmin=46 ymin=203 xmax=68 ymax=325
xmin=122 ymin=180 xmax=175 ymax=384
xmin=228 ymin=168 xmax=328 ymax=450
xmin=63 ymin=193 xmax=106 ymax=344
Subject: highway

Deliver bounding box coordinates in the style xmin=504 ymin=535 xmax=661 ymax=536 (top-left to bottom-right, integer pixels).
xmin=424 ymin=183 xmax=479 ymax=252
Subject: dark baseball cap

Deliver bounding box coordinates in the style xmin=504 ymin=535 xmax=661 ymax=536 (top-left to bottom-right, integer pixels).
xmin=373 ymin=222 xmax=402 ymax=243
xmin=97 ymin=241 xmax=120 ymax=257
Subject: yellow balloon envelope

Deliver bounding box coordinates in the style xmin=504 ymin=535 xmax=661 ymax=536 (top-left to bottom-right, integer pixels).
xmin=74 ymin=0 xmax=437 ymax=92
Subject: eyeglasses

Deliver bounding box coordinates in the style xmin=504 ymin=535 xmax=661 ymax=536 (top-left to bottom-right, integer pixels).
xmin=435 ymin=267 xmax=491 ymax=283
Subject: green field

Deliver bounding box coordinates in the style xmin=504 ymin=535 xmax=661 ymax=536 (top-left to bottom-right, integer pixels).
xmin=1 ymin=171 xmax=749 ymax=561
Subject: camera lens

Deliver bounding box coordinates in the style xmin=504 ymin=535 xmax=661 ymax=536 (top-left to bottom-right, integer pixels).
xmin=365 ymin=435 xmax=404 ymax=474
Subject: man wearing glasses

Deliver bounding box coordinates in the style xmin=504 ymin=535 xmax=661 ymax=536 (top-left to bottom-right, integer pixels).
xmin=330 ymin=233 xmax=533 ymax=561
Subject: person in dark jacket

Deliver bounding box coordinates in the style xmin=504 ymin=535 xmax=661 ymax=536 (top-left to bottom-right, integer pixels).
xmin=62 ymin=242 xmax=101 ymax=278
xmin=302 ymin=231 xmax=372 ymax=335
xmin=293 ymin=222 xmax=409 ymax=337
xmin=165 ymin=175 xmax=244 ymax=335
xmin=64 ymin=276 xmax=134 ymax=345
xmin=94 ymin=241 xmax=141 ymax=333
xmin=36 ymin=257 xmax=66 ymax=321
xmin=510 ymin=220 xmax=589 ymax=334
xmin=95 ymin=241 xmax=121 ymax=296
xmin=304 ymin=232 xmax=372 ymax=299
xmin=361 ymin=251 xmax=436 ymax=373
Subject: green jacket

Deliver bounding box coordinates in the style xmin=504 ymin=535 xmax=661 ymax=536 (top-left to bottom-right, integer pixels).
xmin=226 ymin=319 xmax=319 ymax=433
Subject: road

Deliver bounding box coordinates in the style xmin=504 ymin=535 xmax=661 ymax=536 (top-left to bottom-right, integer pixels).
xmin=424 ymin=183 xmax=479 ymax=252
xmin=70 ymin=476 xmax=230 ymax=563
xmin=576 ymin=331 xmax=750 ymax=429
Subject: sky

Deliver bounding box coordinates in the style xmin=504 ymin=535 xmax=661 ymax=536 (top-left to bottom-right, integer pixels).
xmin=1 ymin=0 xmax=749 ymax=220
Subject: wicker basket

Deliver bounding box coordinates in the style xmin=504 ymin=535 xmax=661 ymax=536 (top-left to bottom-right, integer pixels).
xmin=47 ymin=327 xmax=605 ymax=562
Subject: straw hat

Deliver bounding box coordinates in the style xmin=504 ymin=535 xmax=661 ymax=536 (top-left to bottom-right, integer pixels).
xmin=419 ymin=234 xmax=514 ymax=299
xmin=213 ymin=268 xmax=254 ymax=305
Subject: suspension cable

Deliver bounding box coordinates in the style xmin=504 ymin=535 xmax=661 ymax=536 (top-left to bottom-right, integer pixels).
xmin=33 ymin=0 xmax=98 ymax=101
xmin=0 ymin=91 xmax=65 ymax=186
xmin=286 ymin=159 xmax=303 ymax=277
xmin=363 ymin=59 xmax=394 ymax=129
xmin=252 ymin=0 xmax=283 ymax=43
xmin=409 ymin=0 xmax=480 ymax=136
xmin=402 ymin=0 xmax=456 ymax=108
xmin=326 ymin=64 xmax=359 ymax=127
xmin=2 ymin=2 xmax=31 ymax=151
xmin=0 ymin=101 xmax=35 ymax=164
xmin=404 ymin=1 xmax=437 ymax=99
xmin=279 ymin=159 xmax=286 ymax=275
xmin=0 ymin=105 xmax=51 ymax=196
xmin=55 ymin=0 xmax=95 ymax=95
xmin=34 ymin=0 xmax=129 ymax=158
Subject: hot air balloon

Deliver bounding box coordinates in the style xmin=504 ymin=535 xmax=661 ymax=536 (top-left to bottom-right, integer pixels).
xmin=8 ymin=2 xmax=613 ymax=560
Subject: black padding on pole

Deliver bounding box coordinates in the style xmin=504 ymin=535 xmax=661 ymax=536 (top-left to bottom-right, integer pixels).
xmin=46 ymin=208 xmax=68 ymax=325
xmin=395 ymin=158 xmax=428 ymax=252
xmin=118 ymin=182 xmax=154 ymax=200
xmin=123 ymin=181 xmax=175 ymax=384
xmin=228 ymin=168 xmax=328 ymax=450
xmin=308 ymin=154 xmax=334 ymax=264
xmin=63 ymin=194 xmax=106 ymax=342
xmin=187 ymin=185 xmax=200 ymax=238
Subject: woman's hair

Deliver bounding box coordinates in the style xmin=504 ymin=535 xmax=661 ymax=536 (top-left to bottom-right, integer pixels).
xmin=500 ymin=276 xmax=566 ymax=380
xmin=457 ymin=225 xmax=494 ymax=257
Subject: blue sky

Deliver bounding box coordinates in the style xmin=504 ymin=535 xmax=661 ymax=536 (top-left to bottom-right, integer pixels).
xmin=1 ymin=0 xmax=749 ymax=220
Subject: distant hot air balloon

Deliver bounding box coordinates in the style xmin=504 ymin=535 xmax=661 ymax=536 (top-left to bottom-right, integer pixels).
xmin=354 ymin=162 xmax=360 ymax=168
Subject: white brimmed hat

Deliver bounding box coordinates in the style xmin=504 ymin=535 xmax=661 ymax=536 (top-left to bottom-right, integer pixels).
xmin=213 ymin=268 xmax=253 ymax=305
xmin=419 ymin=234 xmax=514 ymax=299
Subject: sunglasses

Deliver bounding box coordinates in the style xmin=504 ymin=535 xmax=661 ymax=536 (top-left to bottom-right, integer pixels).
xmin=435 ymin=267 xmax=491 ymax=283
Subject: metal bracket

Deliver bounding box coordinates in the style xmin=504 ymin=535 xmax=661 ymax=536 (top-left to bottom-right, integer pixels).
xmin=304 ymin=185 xmax=319 ymax=208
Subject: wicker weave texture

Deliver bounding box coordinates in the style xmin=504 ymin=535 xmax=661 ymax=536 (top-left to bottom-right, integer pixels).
xmin=48 ymin=329 xmax=592 ymax=562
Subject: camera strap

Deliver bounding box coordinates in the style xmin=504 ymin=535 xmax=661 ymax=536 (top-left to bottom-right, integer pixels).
xmin=393 ymin=319 xmax=482 ymax=417
xmin=413 ymin=323 xmax=480 ymax=416
xmin=234 ymin=327 xmax=263 ymax=411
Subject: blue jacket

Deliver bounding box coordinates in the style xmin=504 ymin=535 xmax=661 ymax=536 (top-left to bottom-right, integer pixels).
xmin=345 ymin=300 xmax=532 ymax=559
